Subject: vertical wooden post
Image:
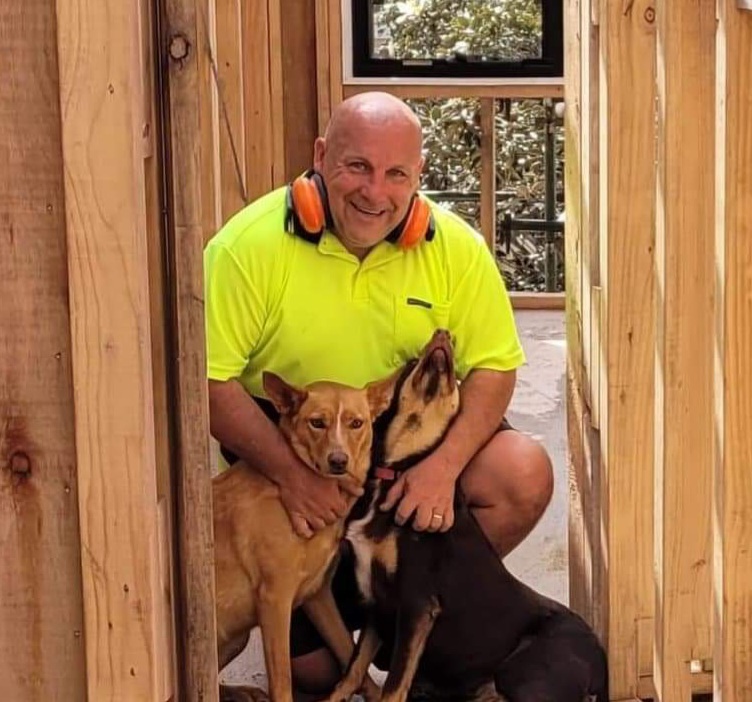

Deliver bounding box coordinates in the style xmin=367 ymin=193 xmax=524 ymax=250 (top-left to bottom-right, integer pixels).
xmin=163 ymin=0 xmax=221 ymax=699
xmin=480 ymin=98 xmax=497 ymax=251
xmin=654 ymin=0 xmax=715 ymax=698
xmin=0 ymin=2 xmax=87 ymax=699
xmin=56 ymin=0 xmax=167 ymax=696
xmin=242 ymin=0 xmax=274 ymax=199
xmin=315 ymin=0 xmax=333 ymax=134
xmin=714 ymin=2 xmax=752 ymax=699
xmin=280 ymin=0 xmax=319 ymax=180
xmin=216 ymin=0 xmax=248 ymax=222
xmin=564 ymin=0 xmax=589 ymax=625
xmin=599 ymin=0 xmax=657 ymax=698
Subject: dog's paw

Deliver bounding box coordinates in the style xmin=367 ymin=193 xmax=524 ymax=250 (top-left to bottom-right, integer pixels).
xmin=219 ymin=683 xmax=270 ymax=702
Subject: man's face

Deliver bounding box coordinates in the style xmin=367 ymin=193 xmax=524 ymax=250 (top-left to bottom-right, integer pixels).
xmin=313 ymin=118 xmax=424 ymax=257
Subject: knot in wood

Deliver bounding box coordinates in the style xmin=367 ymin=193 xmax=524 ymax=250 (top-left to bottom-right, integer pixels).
xmin=169 ymin=34 xmax=190 ymax=61
xmin=9 ymin=451 xmax=31 ymax=476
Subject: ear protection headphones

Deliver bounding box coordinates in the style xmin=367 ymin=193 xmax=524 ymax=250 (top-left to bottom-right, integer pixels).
xmin=285 ymin=170 xmax=435 ymax=249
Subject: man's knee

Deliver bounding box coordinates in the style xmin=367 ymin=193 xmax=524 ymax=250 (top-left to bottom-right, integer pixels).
xmin=462 ymin=430 xmax=554 ymax=520
xmin=291 ymin=648 xmax=340 ymax=695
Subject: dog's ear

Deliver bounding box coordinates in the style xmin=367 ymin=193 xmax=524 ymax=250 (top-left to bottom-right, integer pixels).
xmin=366 ymin=369 xmax=401 ymax=419
xmin=263 ymin=371 xmax=308 ymax=415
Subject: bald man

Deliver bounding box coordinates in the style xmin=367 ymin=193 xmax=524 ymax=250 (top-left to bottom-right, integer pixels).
xmin=204 ymin=92 xmax=553 ymax=697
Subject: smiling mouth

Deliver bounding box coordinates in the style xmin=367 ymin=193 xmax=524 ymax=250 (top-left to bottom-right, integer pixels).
xmin=350 ymin=202 xmax=387 ymax=218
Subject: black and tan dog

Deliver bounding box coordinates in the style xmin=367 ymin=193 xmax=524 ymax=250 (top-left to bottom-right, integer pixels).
xmin=213 ymin=372 xmax=392 ymax=702
xmin=326 ymin=329 xmax=609 ymax=702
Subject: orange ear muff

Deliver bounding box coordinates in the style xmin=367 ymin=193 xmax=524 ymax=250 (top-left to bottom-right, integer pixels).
xmin=290 ymin=174 xmax=326 ymax=236
xmin=392 ymin=196 xmax=434 ymax=249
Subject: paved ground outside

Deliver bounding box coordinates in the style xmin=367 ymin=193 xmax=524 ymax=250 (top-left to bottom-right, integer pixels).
xmin=220 ymin=309 xmax=568 ymax=690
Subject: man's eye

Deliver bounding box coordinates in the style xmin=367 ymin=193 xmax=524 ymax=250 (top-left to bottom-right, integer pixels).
xmin=350 ymin=418 xmax=364 ymax=429
xmin=309 ymin=418 xmax=326 ymax=429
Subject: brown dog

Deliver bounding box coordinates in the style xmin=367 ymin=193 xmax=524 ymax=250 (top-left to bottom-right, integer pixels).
xmin=213 ymin=371 xmax=393 ymax=702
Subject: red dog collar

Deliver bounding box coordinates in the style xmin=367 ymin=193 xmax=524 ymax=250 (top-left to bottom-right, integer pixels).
xmin=374 ymin=465 xmax=397 ymax=481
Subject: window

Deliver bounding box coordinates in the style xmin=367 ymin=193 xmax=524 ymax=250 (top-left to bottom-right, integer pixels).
xmin=350 ymin=0 xmax=563 ymax=79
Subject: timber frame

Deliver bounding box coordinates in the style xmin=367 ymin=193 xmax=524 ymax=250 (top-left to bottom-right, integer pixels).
xmin=2 ymin=1 xmax=751 ymax=700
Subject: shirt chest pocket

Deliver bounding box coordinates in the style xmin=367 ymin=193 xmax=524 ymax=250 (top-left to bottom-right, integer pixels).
xmin=393 ymin=295 xmax=451 ymax=364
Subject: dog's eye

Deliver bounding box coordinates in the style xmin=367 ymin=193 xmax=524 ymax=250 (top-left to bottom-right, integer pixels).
xmin=308 ymin=418 xmax=326 ymax=430
xmin=349 ymin=418 xmax=364 ymax=429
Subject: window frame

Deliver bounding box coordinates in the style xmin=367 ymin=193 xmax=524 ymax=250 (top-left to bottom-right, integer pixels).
xmin=349 ymin=0 xmax=563 ymax=80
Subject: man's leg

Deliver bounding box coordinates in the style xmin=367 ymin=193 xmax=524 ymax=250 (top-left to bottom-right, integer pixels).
xmin=459 ymin=428 xmax=554 ymax=558
xmin=290 ymin=546 xmax=366 ymax=698
xmin=291 ymin=650 xmax=342 ymax=700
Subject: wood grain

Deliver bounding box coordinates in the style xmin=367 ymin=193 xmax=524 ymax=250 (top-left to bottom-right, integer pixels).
xmin=55 ymin=0 xmax=165 ymax=696
xmin=0 ymin=1 xmax=86 ymax=698
xmin=599 ymin=0 xmax=657 ymax=697
xmin=714 ymin=2 xmax=752 ymax=698
xmin=654 ymin=1 xmax=715 ymax=697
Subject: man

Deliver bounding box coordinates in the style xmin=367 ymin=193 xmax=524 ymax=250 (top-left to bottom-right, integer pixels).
xmin=204 ymin=92 xmax=553 ymax=696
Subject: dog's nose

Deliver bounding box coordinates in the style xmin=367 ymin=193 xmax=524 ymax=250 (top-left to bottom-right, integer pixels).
xmin=327 ymin=452 xmax=349 ymax=475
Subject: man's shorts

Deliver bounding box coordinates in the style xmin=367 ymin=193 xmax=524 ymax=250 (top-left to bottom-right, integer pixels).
xmin=220 ymin=396 xmax=515 ymax=664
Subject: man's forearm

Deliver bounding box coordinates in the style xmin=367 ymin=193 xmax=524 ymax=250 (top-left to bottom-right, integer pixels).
xmin=432 ymin=368 xmax=516 ymax=480
xmin=208 ymin=378 xmax=300 ymax=486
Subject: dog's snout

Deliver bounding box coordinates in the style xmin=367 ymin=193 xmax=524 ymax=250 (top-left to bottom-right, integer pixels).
xmin=327 ymin=452 xmax=349 ymax=474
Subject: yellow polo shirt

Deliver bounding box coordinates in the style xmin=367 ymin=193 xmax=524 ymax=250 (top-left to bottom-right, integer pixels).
xmin=204 ymin=187 xmax=525 ymax=396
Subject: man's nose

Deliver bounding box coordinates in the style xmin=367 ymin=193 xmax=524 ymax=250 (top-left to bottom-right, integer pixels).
xmin=360 ymin=171 xmax=388 ymax=201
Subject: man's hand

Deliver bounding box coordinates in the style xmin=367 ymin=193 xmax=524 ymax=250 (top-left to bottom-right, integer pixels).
xmin=278 ymin=466 xmax=364 ymax=538
xmin=379 ymin=455 xmax=456 ymax=532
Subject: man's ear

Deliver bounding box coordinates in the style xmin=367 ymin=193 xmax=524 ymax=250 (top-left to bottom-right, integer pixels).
xmin=263 ymin=371 xmax=307 ymax=415
xmin=313 ymin=137 xmax=326 ymax=172
xmin=366 ymin=368 xmax=401 ymax=419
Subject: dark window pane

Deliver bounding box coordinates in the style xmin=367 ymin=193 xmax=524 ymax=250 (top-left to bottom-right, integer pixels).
xmin=370 ymin=0 xmax=543 ymax=64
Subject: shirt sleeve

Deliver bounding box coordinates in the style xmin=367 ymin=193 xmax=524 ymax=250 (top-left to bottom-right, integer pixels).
xmin=448 ymin=237 xmax=526 ymax=379
xmin=203 ymin=241 xmax=266 ymax=381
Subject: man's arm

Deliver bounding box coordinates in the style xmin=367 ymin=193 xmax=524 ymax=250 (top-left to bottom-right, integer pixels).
xmin=430 ymin=368 xmax=515 ymax=480
xmin=380 ymin=368 xmax=515 ymax=530
xmin=209 ymin=379 xmax=361 ymax=537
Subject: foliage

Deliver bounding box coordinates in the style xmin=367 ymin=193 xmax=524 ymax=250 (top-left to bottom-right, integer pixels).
xmin=376 ymin=0 xmax=541 ymax=61
xmin=377 ymin=1 xmax=565 ymax=292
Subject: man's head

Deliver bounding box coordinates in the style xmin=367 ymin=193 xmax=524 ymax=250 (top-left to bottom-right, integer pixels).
xmin=313 ymin=92 xmax=424 ymax=258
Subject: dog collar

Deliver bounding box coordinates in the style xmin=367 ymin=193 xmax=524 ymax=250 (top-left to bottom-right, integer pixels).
xmin=374 ymin=465 xmax=397 ymax=481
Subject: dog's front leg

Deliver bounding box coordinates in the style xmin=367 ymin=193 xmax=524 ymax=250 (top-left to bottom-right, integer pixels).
xmin=258 ymin=586 xmax=296 ymax=702
xmin=323 ymin=623 xmax=382 ymax=702
xmin=381 ymin=597 xmax=441 ymax=702
xmin=302 ymin=585 xmax=381 ymax=701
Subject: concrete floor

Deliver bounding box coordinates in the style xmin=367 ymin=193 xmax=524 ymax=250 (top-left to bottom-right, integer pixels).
xmin=220 ymin=309 xmax=568 ymax=690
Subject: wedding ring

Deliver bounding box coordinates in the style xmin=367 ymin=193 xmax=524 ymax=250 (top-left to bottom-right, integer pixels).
xmin=431 ymin=513 xmax=443 ymax=521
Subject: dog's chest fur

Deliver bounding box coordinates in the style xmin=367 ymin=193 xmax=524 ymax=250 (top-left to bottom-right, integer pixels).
xmin=345 ymin=482 xmax=399 ymax=603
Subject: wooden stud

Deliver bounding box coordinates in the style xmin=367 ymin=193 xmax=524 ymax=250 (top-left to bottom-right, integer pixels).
xmin=163 ymin=0 xmax=220 ymax=699
xmin=479 ymin=98 xmax=497 ymax=251
xmin=242 ymin=0 xmax=274 ymax=199
xmin=714 ymin=2 xmax=752 ymax=698
xmin=315 ymin=0 xmax=332 ymax=134
xmin=268 ymin=0 xmax=286 ymax=187
xmin=654 ymin=0 xmax=716 ymax=697
xmin=216 ymin=0 xmax=248 ymax=222
xmin=343 ymin=82 xmax=564 ymax=100
xmin=55 ymin=0 xmax=165 ymax=696
xmin=0 ymin=1 xmax=87 ymax=698
xmin=510 ymin=292 xmax=565 ymax=310
xmin=280 ymin=0 xmax=319 ymax=180
xmin=598 ymin=0 xmax=657 ymax=697
xmin=328 ymin=0 xmax=344 ymax=109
